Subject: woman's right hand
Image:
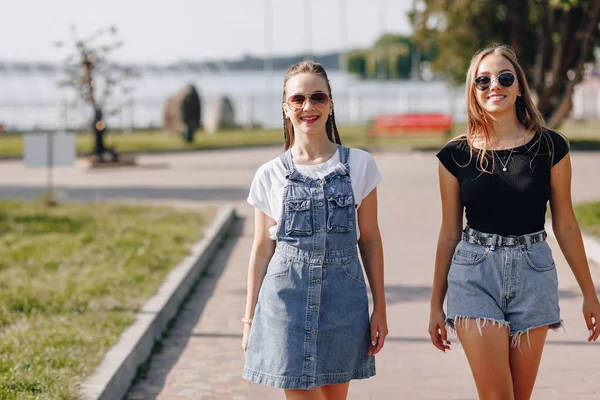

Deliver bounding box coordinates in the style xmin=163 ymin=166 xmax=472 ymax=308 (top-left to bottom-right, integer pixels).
xmin=428 ymin=309 xmax=451 ymax=352
xmin=242 ymin=323 xmax=252 ymax=354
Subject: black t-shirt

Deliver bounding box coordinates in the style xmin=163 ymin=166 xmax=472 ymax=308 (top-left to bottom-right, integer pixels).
xmin=436 ymin=129 xmax=570 ymax=236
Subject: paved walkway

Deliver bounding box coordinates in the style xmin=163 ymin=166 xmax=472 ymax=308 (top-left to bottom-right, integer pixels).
xmin=2 ymin=148 xmax=599 ymax=399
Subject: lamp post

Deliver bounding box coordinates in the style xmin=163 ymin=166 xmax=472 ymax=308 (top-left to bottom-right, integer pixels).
xmin=378 ymin=0 xmax=387 ymax=114
xmin=264 ymin=0 xmax=274 ymax=128
xmin=410 ymin=0 xmax=420 ymax=81
xmin=305 ymin=0 xmax=313 ymax=61
xmin=338 ymin=0 xmax=347 ymax=73
xmin=378 ymin=0 xmax=387 ymax=81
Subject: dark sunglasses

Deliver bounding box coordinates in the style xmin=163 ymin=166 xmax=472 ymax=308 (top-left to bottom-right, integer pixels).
xmin=473 ymin=72 xmax=516 ymax=91
xmin=286 ymin=92 xmax=330 ymax=111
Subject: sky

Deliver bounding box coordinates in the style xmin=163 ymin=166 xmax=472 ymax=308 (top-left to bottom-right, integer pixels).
xmin=2 ymin=0 xmax=416 ymax=64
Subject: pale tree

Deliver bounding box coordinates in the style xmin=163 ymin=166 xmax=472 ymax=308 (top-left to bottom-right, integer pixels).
xmin=54 ymin=25 xmax=135 ymax=162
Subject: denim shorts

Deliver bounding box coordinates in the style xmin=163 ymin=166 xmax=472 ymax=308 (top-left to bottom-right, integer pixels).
xmin=446 ymin=227 xmax=563 ymax=348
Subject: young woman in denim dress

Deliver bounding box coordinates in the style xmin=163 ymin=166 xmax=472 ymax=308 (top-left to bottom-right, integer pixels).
xmin=241 ymin=61 xmax=388 ymax=399
xmin=429 ymin=44 xmax=600 ymax=399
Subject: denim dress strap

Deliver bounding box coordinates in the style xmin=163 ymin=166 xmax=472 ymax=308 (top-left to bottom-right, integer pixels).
xmin=338 ymin=144 xmax=350 ymax=164
xmin=329 ymin=145 xmax=350 ymax=179
xmin=280 ymin=150 xmax=293 ymax=176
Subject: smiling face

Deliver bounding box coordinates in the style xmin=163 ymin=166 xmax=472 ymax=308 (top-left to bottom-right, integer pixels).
xmin=283 ymin=72 xmax=332 ymax=139
xmin=474 ymin=53 xmax=521 ymax=117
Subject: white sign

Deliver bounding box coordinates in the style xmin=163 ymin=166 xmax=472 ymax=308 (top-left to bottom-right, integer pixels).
xmin=23 ymin=132 xmax=76 ymax=168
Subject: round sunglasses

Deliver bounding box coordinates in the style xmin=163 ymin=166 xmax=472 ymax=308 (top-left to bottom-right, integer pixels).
xmin=285 ymin=92 xmax=330 ymax=111
xmin=473 ymin=72 xmax=516 ymax=91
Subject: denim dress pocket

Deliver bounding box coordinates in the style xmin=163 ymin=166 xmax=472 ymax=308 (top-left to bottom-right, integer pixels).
xmin=327 ymin=194 xmax=354 ymax=232
xmin=285 ymin=199 xmax=312 ymax=236
xmin=265 ymin=252 xmax=292 ymax=278
xmin=341 ymin=258 xmax=366 ymax=287
xmin=524 ymin=242 xmax=556 ymax=272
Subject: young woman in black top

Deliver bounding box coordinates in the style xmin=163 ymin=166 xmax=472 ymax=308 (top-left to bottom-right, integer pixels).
xmin=429 ymin=44 xmax=600 ymax=399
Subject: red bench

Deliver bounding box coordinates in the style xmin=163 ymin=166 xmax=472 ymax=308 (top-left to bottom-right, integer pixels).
xmin=368 ymin=113 xmax=452 ymax=137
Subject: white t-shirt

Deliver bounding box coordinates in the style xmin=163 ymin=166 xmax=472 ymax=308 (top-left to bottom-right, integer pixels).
xmin=247 ymin=148 xmax=381 ymax=240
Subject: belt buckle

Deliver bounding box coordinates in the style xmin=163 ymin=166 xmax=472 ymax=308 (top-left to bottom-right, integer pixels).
xmin=504 ymin=235 xmax=519 ymax=247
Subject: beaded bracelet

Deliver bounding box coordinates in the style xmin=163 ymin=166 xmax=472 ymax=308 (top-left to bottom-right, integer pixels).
xmin=241 ymin=318 xmax=253 ymax=324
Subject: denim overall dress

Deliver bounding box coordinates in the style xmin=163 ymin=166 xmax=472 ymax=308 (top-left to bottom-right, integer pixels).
xmin=243 ymin=145 xmax=376 ymax=389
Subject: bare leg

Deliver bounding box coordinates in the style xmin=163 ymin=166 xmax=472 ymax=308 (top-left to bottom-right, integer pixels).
xmin=509 ymin=326 xmax=548 ymax=400
xmin=321 ymin=383 xmax=350 ymax=400
xmin=285 ymin=388 xmax=323 ymax=400
xmin=457 ymin=319 xmax=515 ymax=400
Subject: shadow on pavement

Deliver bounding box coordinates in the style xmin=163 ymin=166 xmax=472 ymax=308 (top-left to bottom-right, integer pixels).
xmin=558 ymin=288 xmax=600 ymax=299
xmin=0 ymin=185 xmax=248 ymax=203
xmin=383 ymin=336 xmax=599 ymax=347
xmin=384 ymin=284 xmax=432 ymax=305
xmin=123 ymin=217 xmax=245 ymax=400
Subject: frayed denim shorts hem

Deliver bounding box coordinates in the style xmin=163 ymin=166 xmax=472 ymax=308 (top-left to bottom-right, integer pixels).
xmin=445 ymin=315 xmax=564 ymax=348
xmin=242 ymin=365 xmax=376 ymax=389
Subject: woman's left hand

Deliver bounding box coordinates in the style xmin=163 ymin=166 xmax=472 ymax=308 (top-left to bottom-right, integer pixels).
xmin=583 ymin=296 xmax=600 ymax=342
xmin=368 ymin=309 xmax=388 ymax=356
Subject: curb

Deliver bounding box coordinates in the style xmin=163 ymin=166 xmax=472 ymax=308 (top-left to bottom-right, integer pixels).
xmin=545 ymin=220 xmax=600 ymax=265
xmin=80 ymin=204 xmax=237 ymax=400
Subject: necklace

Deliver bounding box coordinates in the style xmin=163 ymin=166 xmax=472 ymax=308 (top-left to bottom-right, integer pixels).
xmin=493 ymin=128 xmax=522 ymax=172
xmin=291 ymin=145 xmax=337 ymax=165
xmin=495 ymin=148 xmax=514 ymax=172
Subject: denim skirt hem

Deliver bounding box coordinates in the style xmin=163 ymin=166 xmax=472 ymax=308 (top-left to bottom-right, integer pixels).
xmin=242 ymin=364 xmax=376 ymax=389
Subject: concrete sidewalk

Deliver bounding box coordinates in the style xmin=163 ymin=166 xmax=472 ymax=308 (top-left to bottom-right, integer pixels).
xmin=2 ymin=148 xmax=599 ymax=399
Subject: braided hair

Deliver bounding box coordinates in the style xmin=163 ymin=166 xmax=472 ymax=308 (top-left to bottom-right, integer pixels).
xmin=282 ymin=61 xmax=341 ymax=150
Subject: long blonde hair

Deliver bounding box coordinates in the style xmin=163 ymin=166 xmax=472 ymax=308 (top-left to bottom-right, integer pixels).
xmin=464 ymin=44 xmax=549 ymax=171
xmin=281 ymin=61 xmax=341 ymax=150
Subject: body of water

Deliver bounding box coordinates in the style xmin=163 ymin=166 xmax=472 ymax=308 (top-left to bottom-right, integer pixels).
xmin=1 ymin=68 xmax=598 ymax=132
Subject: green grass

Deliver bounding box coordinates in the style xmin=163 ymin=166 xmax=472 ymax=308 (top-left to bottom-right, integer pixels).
xmin=574 ymin=202 xmax=600 ymax=238
xmin=2 ymin=119 xmax=600 ymax=158
xmin=0 ymin=201 xmax=213 ymax=400
xmin=0 ymin=125 xmax=448 ymax=157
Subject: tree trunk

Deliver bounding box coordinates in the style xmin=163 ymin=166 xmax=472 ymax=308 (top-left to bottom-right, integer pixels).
xmin=508 ymin=0 xmax=526 ymax=56
xmin=92 ymin=104 xmax=107 ymax=157
xmin=532 ymin=0 xmax=552 ymax=96
xmin=535 ymin=8 xmax=574 ymax=120
xmin=547 ymin=0 xmax=600 ymax=128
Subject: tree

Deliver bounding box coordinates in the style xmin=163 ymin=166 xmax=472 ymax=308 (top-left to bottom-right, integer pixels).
xmin=346 ymin=34 xmax=436 ymax=80
xmin=411 ymin=0 xmax=600 ymax=128
xmin=54 ymin=25 xmax=135 ymax=162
